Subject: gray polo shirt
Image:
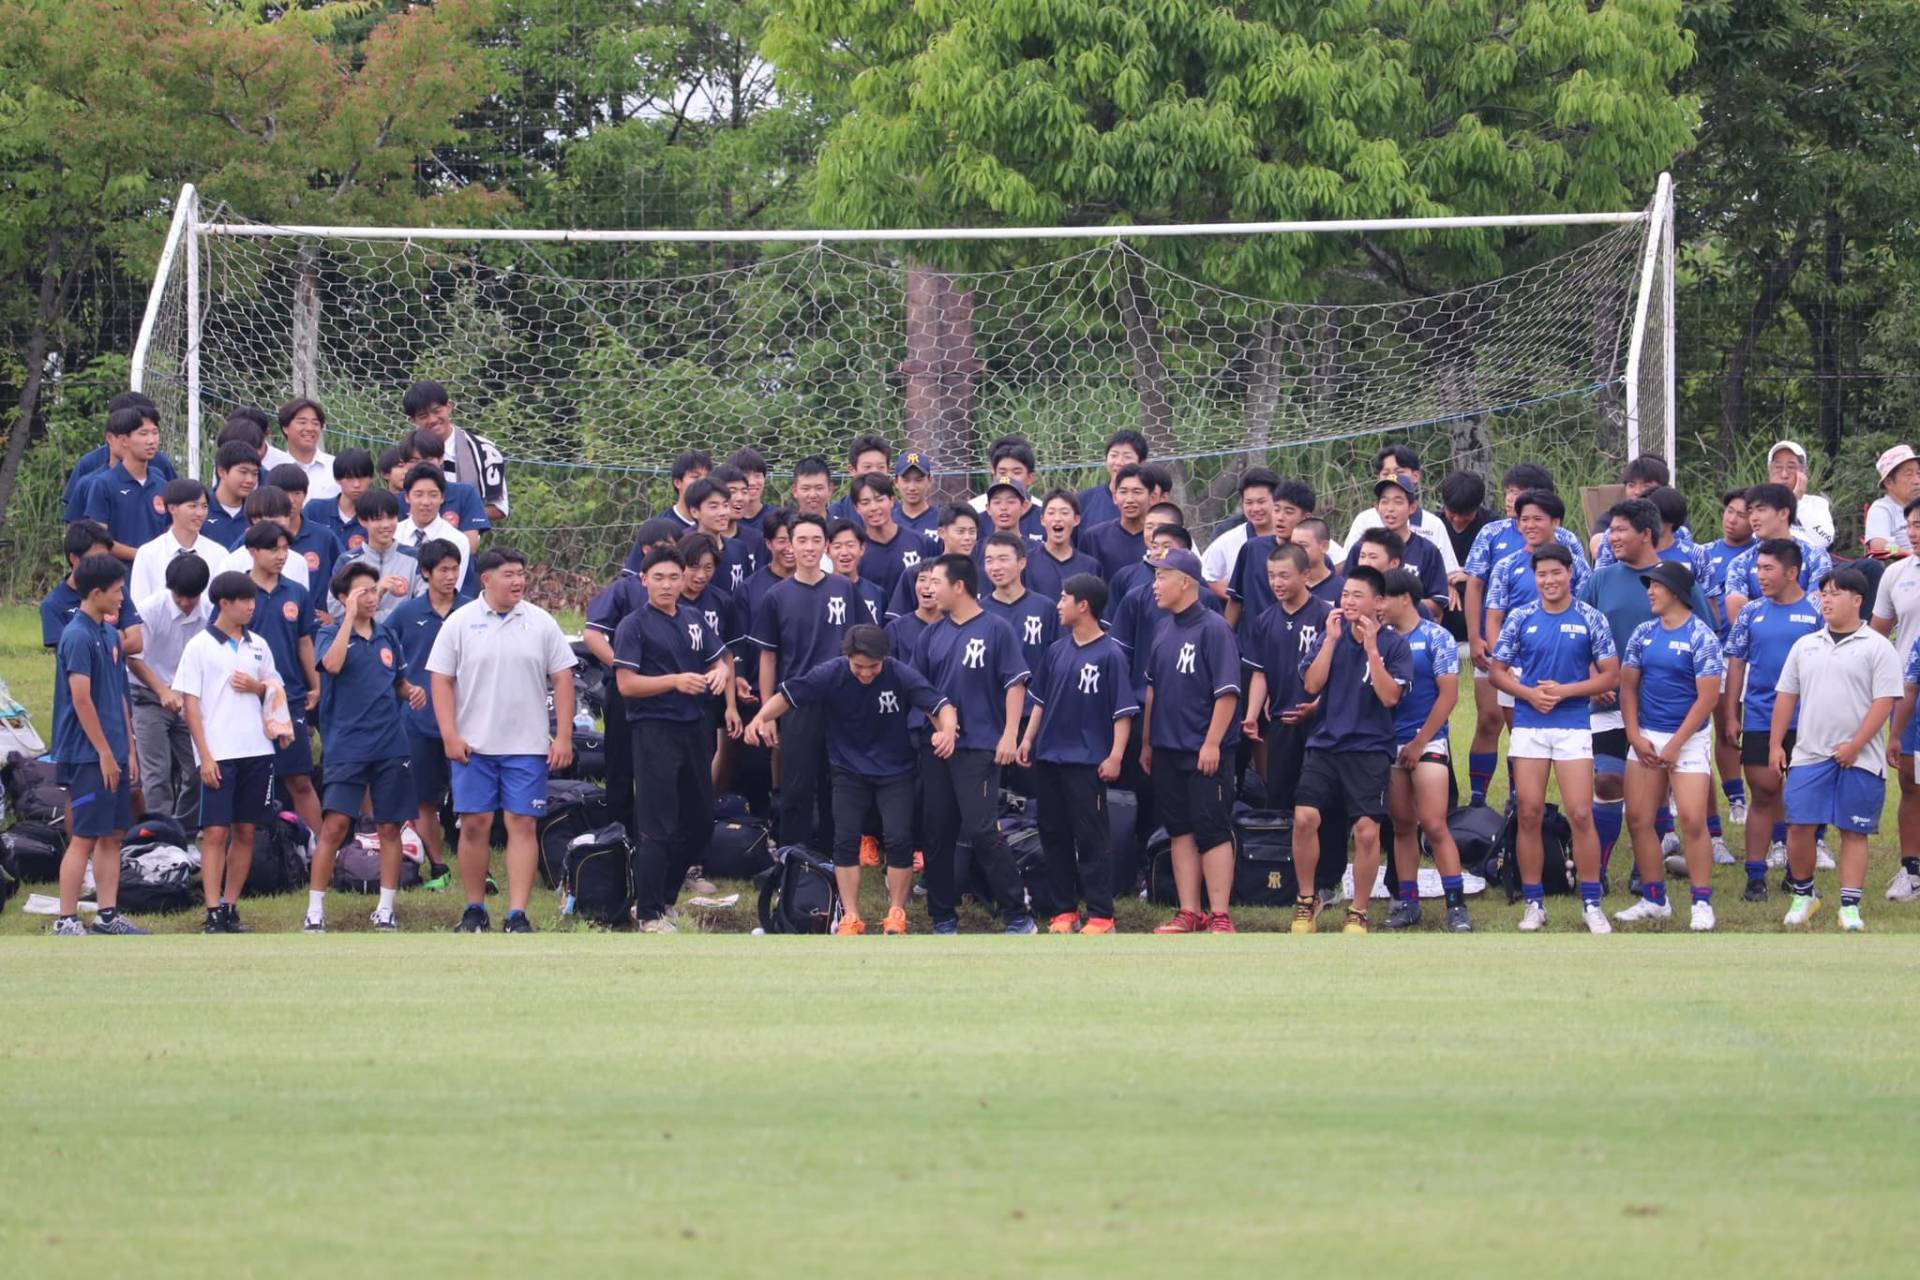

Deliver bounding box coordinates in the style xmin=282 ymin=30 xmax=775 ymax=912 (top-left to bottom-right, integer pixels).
xmin=1776 ymin=625 xmax=1904 ymax=775
xmin=425 ymin=596 xmax=575 ymax=756
xmin=327 ymin=542 xmax=421 ymax=625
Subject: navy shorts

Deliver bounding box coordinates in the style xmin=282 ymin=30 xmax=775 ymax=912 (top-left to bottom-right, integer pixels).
xmin=451 ymin=753 xmax=548 ymax=818
xmin=407 ymin=728 xmax=450 ymax=809
xmin=200 ymin=755 xmax=275 ymax=829
xmin=1784 ymin=759 xmax=1885 ymax=835
xmin=274 ymin=709 xmax=315 ymax=778
xmin=59 ymin=760 xmax=131 ymax=838
xmin=323 ymin=757 xmax=417 ymax=825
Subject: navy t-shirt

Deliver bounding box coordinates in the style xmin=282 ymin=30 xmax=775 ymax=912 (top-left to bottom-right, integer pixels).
xmin=389 ymin=591 xmax=472 ymax=736
xmin=849 ymin=576 xmax=888 ymax=627
xmin=740 ymin=564 xmax=788 ymax=619
xmin=40 ymin=580 xmax=142 ymax=649
xmin=315 ymin=622 xmax=410 ymax=763
xmin=1145 ymin=603 xmax=1242 ymax=752
xmin=1242 ymin=595 xmax=1332 ymax=716
xmin=858 ymin=527 xmax=923 ymax=602
xmin=290 ymin=524 xmax=343 ymax=617
xmin=1024 ymin=545 xmax=1101 ymax=604
xmin=1300 ymin=624 xmax=1414 ymax=756
xmin=915 ymin=610 xmax=1030 ymax=751
xmin=1077 ymin=485 xmax=1118 ymax=530
xmin=721 ymin=528 xmax=765 ymax=596
xmin=894 ymin=503 xmax=939 ymax=540
xmin=1029 ymin=631 xmax=1139 ymax=766
xmin=883 ymin=533 xmax=955 ymax=619
xmin=1080 ymin=520 xmax=1147 ymax=580
xmin=780 ymin=656 xmax=947 ymax=778
xmin=252 ymin=577 xmax=319 ymax=701
xmin=1342 ymin=530 xmax=1450 ymax=613
xmin=982 ymin=587 xmax=1059 ymax=682
xmin=1227 ymin=534 xmax=1282 ymax=644
xmin=614 ymin=600 xmax=728 ymax=723
xmin=748 ymin=574 xmax=860 ymax=686
xmin=52 ymin=613 xmax=130 ymax=765
xmin=80 ymin=462 xmax=168 ymax=549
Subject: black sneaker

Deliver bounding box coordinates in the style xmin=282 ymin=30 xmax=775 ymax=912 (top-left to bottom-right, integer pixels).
xmin=221 ymin=905 xmax=249 ymax=934
xmin=455 ymin=906 xmax=492 ymax=933
xmin=1384 ymin=900 xmax=1422 ymax=930
xmin=202 ymin=909 xmax=225 ymax=934
xmin=1444 ymin=902 xmax=1473 ymax=933
xmin=503 ymin=912 xmax=534 ymax=934
xmin=369 ymin=910 xmax=400 ymax=932
xmin=303 ymin=915 xmax=326 ymax=933
xmin=484 ymin=874 xmax=499 ymax=897
xmin=90 ymin=913 xmax=149 ymax=936
xmin=1742 ymin=878 xmax=1768 ymax=903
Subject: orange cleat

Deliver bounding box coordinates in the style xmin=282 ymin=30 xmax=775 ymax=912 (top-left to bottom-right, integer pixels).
xmin=882 ymin=906 xmax=909 ymax=935
xmin=859 ymin=835 xmax=882 ymax=868
xmin=1153 ymin=909 xmax=1209 ymax=934
xmin=1047 ymin=912 xmax=1079 ymax=933
xmin=1080 ymin=916 xmax=1116 ymax=935
xmin=1207 ymin=912 xmax=1237 ymax=934
xmin=833 ymin=915 xmax=867 ymax=936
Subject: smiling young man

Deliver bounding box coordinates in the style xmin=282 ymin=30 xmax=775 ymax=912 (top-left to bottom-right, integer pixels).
xmin=981 ymin=532 xmax=1057 ymax=679
xmin=1344 ymin=473 xmax=1450 ymax=620
xmin=1241 ymin=541 xmax=1332 ymax=815
xmin=262 ymin=398 xmax=338 ymax=503
xmin=203 ymin=441 xmax=262 ymax=551
xmin=80 ymin=406 xmax=169 ymax=561
xmin=402 ymin=380 xmax=508 ymax=522
xmin=1024 ymin=489 xmax=1100 ymax=603
xmin=1079 ymin=464 xmax=1153 ymax=580
xmin=1200 ymin=468 xmax=1281 ymax=601
xmin=1078 ymin=430 xmax=1147 ymax=529
xmin=1718 ymin=484 xmax=1832 ymax=622
xmin=891 ymin=449 xmax=940 ymax=539
xmin=129 ymin=479 xmax=222 ymax=605
xmin=885 ymin=504 xmax=979 ymax=619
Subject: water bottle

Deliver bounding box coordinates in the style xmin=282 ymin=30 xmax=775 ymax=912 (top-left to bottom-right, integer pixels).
xmin=573 ymin=707 xmax=594 ymax=733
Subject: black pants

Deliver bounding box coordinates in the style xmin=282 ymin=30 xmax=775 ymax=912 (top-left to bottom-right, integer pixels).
xmin=922 ymin=745 xmax=1026 ymax=925
xmin=1265 ymin=719 xmax=1310 ymax=812
xmin=774 ymin=702 xmax=833 ymax=852
xmin=1034 ymin=762 xmax=1113 ymax=918
xmin=831 ymin=770 xmax=915 ymax=869
xmin=603 ymin=688 xmax=633 ymax=825
xmin=630 ymin=718 xmax=715 ymax=919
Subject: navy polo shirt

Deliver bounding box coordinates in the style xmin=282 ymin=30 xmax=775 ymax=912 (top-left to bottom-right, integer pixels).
xmin=203 ymin=501 xmax=250 ymax=550
xmin=1342 ymin=529 xmax=1450 ymax=612
xmin=916 ymin=610 xmax=1030 ymax=750
xmin=780 ymin=656 xmax=947 ymax=778
xmin=63 ymin=448 xmax=175 ymax=521
xmin=1105 ymin=558 xmax=1156 ymax=611
xmin=440 ymin=481 xmax=491 ymax=537
xmin=1077 ymin=484 xmax=1118 ymax=529
xmin=1242 ymin=594 xmax=1333 ymax=716
xmin=315 ymin=622 xmax=410 ymax=763
xmin=304 ymin=497 xmax=367 ymax=555
xmin=80 ymin=462 xmax=168 ymax=549
xmin=52 ymin=612 xmax=130 ymax=765
xmin=858 ymin=527 xmax=922 ymax=602
xmin=389 ymin=591 xmax=472 ymax=736
xmin=748 ymin=573 xmax=860 ymax=685
xmin=290 ymin=524 xmax=343 ymax=611
xmin=720 ymin=530 xmax=762 ymax=595
xmin=614 ymin=600 xmax=728 ymax=724
xmin=1301 ymin=624 xmax=1414 ymax=756
xmin=894 ymin=503 xmax=939 ymax=540
xmin=1028 ymin=631 xmax=1138 ymax=766
xmin=849 ymin=576 xmax=888 ymax=626
xmin=1080 ymin=519 xmax=1147 ymax=580
xmin=1145 ymin=603 xmax=1242 ymax=752
xmin=40 ymin=581 xmax=142 ymax=649
xmin=1024 ymin=545 xmax=1101 ymax=604
xmin=252 ymin=576 xmax=319 ymax=700
xmin=982 ymin=587 xmax=1059 ymax=681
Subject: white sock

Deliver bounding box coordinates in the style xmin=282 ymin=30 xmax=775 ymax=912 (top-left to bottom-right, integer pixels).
xmin=307 ymin=889 xmax=326 ymax=920
xmin=377 ymin=888 xmax=396 ymax=916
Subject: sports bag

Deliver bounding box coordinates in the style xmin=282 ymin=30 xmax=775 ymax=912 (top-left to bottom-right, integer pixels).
xmin=116 ymin=843 xmax=197 ymax=913
xmin=1487 ymin=803 xmax=1575 ymax=901
xmin=332 ymin=835 xmax=424 ymax=894
xmin=244 ymin=812 xmax=312 ymax=897
xmin=702 ymin=814 xmax=773 ymax=880
xmin=1434 ymin=803 xmax=1506 ymax=878
xmin=564 ymin=823 xmax=635 ymax=926
xmin=1231 ymin=809 xmax=1294 ymax=907
xmin=538 ymin=779 xmax=610 ymax=888
xmin=126 ymin=814 xmax=190 ymax=851
xmin=967 ymin=817 xmax=1046 ymax=916
xmin=1 ymin=820 xmax=67 ymax=883
xmin=2 ymin=755 xmax=66 ymax=824
xmin=757 ymin=843 xmax=839 ymax=934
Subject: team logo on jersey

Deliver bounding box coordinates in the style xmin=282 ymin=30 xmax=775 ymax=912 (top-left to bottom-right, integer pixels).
xmin=703 ymin=610 xmax=720 ymax=633
xmin=305 ymin=552 xmax=320 ymax=572
xmin=688 ymin=623 xmax=704 ymax=649
xmin=444 ymin=511 xmax=461 ymax=528
xmin=827 ymin=596 xmax=847 ymax=626
xmin=962 ymin=637 xmax=986 ymax=669
xmin=1023 ymin=615 xmax=1043 ymax=645
xmin=282 ymin=601 xmax=300 ymax=622
xmin=348 ymin=534 xmax=364 ymax=551
xmin=379 ymin=646 xmax=394 ymax=668
xmin=902 ymin=549 xmax=920 ymax=569
xmin=1078 ymin=662 xmax=1101 ymax=694
xmin=1176 ymin=642 xmax=1196 ymax=674
xmin=730 ymin=564 xmax=744 ymax=590
xmin=151 ymin=493 xmax=166 ymax=514
xmin=1297 ymin=625 xmax=1319 ymax=654
xmin=878 ymin=690 xmax=900 ymax=714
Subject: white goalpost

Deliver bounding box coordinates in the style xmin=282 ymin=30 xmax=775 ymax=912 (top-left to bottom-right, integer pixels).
xmin=132 ymin=174 xmax=1676 ymax=577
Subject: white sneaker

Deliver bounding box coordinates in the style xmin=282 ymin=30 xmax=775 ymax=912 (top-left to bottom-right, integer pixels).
xmin=1815 ymin=838 xmax=1836 ymax=870
xmin=1582 ymin=903 xmax=1613 ymax=935
xmin=1727 ymin=799 xmax=1749 ymax=826
xmin=1664 ymin=853 xmax=1688 ymax=875
xmin=1712 ymin=837 xmax=1734 ymax=865
xmin=1661 ymin=831 xmax=1682 ymax=857
xmin=1782 ymin=893 xmax=1821 ymax=927
xmin=1613 ymin=897 xmax=1673 ymax=923
xmin=1886 ymin=868 xmax=1920 ymax=902
xmin=1518 ymin=902 xmax=1548 ymax=932
xmin=1767 ymin=841 xmax=1787 ymax=868
xmin=1689 ymin=901 xmax=1716 ymax=932
xmin=639 ymin=915 xmax=678 ymax=934
xmin=1838 ymin=904 xmax=1866 ymax=932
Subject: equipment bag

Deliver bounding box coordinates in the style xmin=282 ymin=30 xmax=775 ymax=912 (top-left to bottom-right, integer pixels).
xmin=126 ymin=814 xmax=191 ymax=851
xmin=757 ymin=844 xmax=839 ymax=934
xmin=966 ymin=817 xmax=1046 ymax=916
xmin=537 ymin=779 xmax=611 ymax=888
xmin=1435 ymin=802 xmax=1507 ymax=878
xmin=702 ymin=814 xmax=773 ymax=880
xmin=332 ymin=835 xmax=424 ymax=894
xmin=564 ymin=823 xmax=635 ymax=926
xmin=1 ymin=820 xmax=67 ymax=883
xmin=1231 ymin=809 xmax=1295 ymax=908
xmin=244 ymin=813 xmax=312 ymax=897
xmin=1487 ymin=803 xmax=1575 ymax=901
xmin=2 ymin=755 xmax=66 ymax=824
xmin=116 ymin=843 xmax=197 ymax=913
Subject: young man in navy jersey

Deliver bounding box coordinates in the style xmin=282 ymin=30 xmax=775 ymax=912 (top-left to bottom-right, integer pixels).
xmin=616 ymin=546 xmax=736 ymax=930
xmin=825 ymin=434 xmax=893 ymax=523
xmin=1379 ymin=569 xmax=1473 ymax=932
xmin=1020 ymin=573 xmax=1137 ymax=933
xmin=1290 ymin=565 xmax=1412 ymax=935
xmin=1103 ymin=502 xmax=1185 ymax=606
xmin=1720 ymin=539 xmax=1820 ymax=900
xmin=826 ymin=520 xmax=887 ymax=625
xmin=594 ymin=518 xmax=698 ymax=824
xmin=1226 ymin=478 xmax=1319 ymax=640
xmin=849 ymin=473 xmax=915 ymax=601
xmin=1079 ymin=464 xmax=1152 ymax=579
xmin=676 ymin=534 xmax=743 ymax=825
xmin=983 ymin=477 xmax=1043 ymax=546
xmin=749 ymin=512 xmax=859 ymax=852
xmin=306 ymin=447 xmax=374 ymax=554
xmin=976 ymin=437 xmax=1045 ymax=539
xmin=203 ymin=442 xmax=262 ymax=550
xmin=1617 ymin=561 xmax=1726 ymax=930
xmin=1344 ymin=475 xmax=1448 ymax=619
xmin=390 ymin=539 xmax=469 ymax=889
xmin=892 ymin=449 xmax=939 ymax=539
xmin=747 ymin=624 xmax=954 ymax=935
xmin=982 ymin=532 xmax=1057 ymax=678
xmin=62 ymin=391 xmax=175 ymax=520
xmin=1490 ymin=544 xmax=1620 ymax=933
xmin=1078 ymin=430 xmax=1146 ymax=529
xmin=789 ymin=455 xmax=834 ymax=519
xmin=1291 ymin=519 xmax=1343 ymax=604
xmin=885 ymin=504 xmax=978 ymax=619
xmin=915 ymin=553 xmax=1037 ymax=934
xmin=705 ymin=464 xmax=764 ymax=589
xmin=304 ymin=563 xmax=417 ymax=932
xmin=740 ymin=508 xmax=796 ymax=611
xmin=1024 ymin=489 xmax=1098 ymax=602
xmin=1201 ymin=468 xmax=1280 ymax=602
xmin=1241 ymin=541 xmax=1332 ymax=813
xmin=724 ymin=448 xmax=770 ymax=534
xmin=243 ymin=520 xmax=323 ymax=836
xmin=1110 ymin=525 xmax=1201 ymax=712
xmin=1139 ymin=548 xmax=1243 ymax=934
xmin=42 ymin=522 xmax=144 ymax=652
xmin=885 ymin=561 xmax=942 ymax=662
xmin=80 ymin=406 xmax=169 ymax=561
xmin=664 ymin=450 xmax=713 ymax=529
xmin=48 ymin=555 xmax=146 ymax=936
xmin=265 ymin=464 xmax=344 ymax=622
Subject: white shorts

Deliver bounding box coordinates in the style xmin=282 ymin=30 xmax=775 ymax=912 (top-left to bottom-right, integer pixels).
xmin=1590 ymin=708 xmax=1624 ymax=734
xmin=1509 ymin=727 xmax=1594 ymax=763
xmin=1639 ymin=727 xmax=1713 ymax=775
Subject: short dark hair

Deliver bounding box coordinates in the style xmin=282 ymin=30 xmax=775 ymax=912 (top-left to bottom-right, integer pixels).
xmin=847 ymin=433 xmax=891 ymax=468
xmin=725 ymin=447 xmax=767 ymax=476
xmin=792 ymin=455 xmax=832 ymax=483
xmin=788 ymin=511 xmax=828 ymax=540
xmin=1820 ymin=567 xmax=1871 ymax=599
xmin=242 ymin=520 xmax=289 ymax=551
xmin=416 ymin=537 xmax=463 ymax=573
xmin=1345 ymin=565 xmax=1387 ymax=596
xmin=639 ymin=545 xmax=686 ymax=575
xmin=1382 ymin=567 xmax=1423 ymax=600
xmin=983 ymin=530 xmax=1029 ymax=560
xmin=989 ymin=437 xmax=1036 ymax=473
xmin=73 ymin=553 xmax=126 ymax=598
xmin=355 ymin=489 xmax=401 ymax=522
xmin=475 ymin=547 xmax=527 ymax=576
xmin=377 ymin=445 xmax=409 ymax=478
xmin=402 ymin=462 xmax=446 ymax=495
xmin=1146 ymin=501 xmax=1184 ymax=528
xmin=404 ymin=428 xmax=445 ymax=461
xmin=225 ymin=405 xmax=273 ymax=436
xmin=104 ymin=406 xmax=147 ymax=438
xmin=162 ymin=479 xmax=207 ymax=509
xmin=163 ymin=552 xmax=211 ymax=597
xmin=267 ymin=463 xmax=310 ymax=495
xmin=676 ymin=531 xmax=719 ymax=567
xmin=244 ymin=487 xmax=292 ymax=521
xmin=633 ymin=517 xmax=687 ymax=553
xmin=277 ymin=398 xmax=325 ymax=430
xmin=106 ymin=391 xmax=157 ymax=416
xmin=848 ymin=473 xmax=895 ymax=503
xmin=1755 ymin=537 xmax=1802 ymax=573
xmin=1744 ymin=483 xmax=1797 ymax=521
xmin=684 ymin=477 xmax=728 ymax=511
xmin=939 ymin=504 xmax=979 ymax=531
xmin=1272 ymin=479 xmax=1316 ymax=512
xmin=1606 ymin=498 xmax=1661 ymax=540
xmin=1061 ymin=572 xmax=1109 ymax=620
xmin=1041 ymin=488 xmax=1081 ymax=516
xmin=207 ymin=570 xmax=256 ymax=608
xmin=402 ymin=380 xmax=450 ymax=417
xmin=215 ymin=441 xmax=263 ymax=475
xmin=1267 ymin=541 xmax=1310 ymax=571
xmin=933 ymin=552 xmax=979 ymax=596
xmin=1514 ymin=489 xmax=1565 ymax=523
xmin=1439 ymin=469 xmax=1486 ymax=515
xmin=1138 ymin=463 xmax=1174 ymax=496
xmin=759 ymin=507 xmax=794 ymax=540
xmin=671 ymin=450 xmax=713 ymax=484
xmin=1502 ymin=463 xmax=1555 ymax=494
xmin=1153 ymin=524 xmax=1195 ymax=551
xmin=842 ymin=623 xmax=889 ymax=661
xmin=710 ymin=463 xmax=746 ymax=489
xmin=1295 ymin=517 xmax=1331 ymax=545
xmin=1647 ymin=485 xmax=1688 ymax=532
xmin=330 ymin=560 xmax=378 ymax=602
xmin=333 ymin=447 xmax=376 ymax=481
xmin=1358 ymin=527 xmax=1406 ymax=561
xmin=1623 ymin=455 xmax=1670 ymax=487
xmin=1530 ymin=543 xmax=1574 ymax=570
xmin=1905 ymin=496 xmax=1920 ymax=522
xmin=1722 ymin=487 xmax=1750 ymax=509
xmin=1113 ymin=463 xmax=1148 ymax=491
xmin=1372 ymin=444 xmax=1420 ymax=473
xmin=825 ymin=518 xmax=865 ymax=545
xmin=1105 ymin=429 xmax=1148 ymax=461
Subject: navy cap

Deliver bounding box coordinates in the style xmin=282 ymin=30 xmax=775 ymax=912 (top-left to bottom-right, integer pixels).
xmin=1374 ymin=471 xmax=1419 ymax=501
xmin=1152 ymin=548 xmax=1205 ymax=583
xmin=896 ymin=450 xmax=932 ymax=477
xmin=986 ymin=478 xmax=1029 ymax=502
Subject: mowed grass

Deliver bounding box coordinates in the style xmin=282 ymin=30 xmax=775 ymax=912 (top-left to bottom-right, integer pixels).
xmin=1 ymin=938 xmax=1917 ymax=1279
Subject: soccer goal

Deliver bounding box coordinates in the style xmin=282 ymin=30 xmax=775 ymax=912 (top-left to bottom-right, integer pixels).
xmin=132 ymin=176 xmax=1675 ymax=582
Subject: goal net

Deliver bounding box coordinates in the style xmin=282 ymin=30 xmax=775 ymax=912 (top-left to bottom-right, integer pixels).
xmin=133 ymin=180 xmax=1676 ymax=591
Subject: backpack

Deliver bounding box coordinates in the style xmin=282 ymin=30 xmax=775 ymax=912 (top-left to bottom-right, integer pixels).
xmin=332 ymin=835 xmax=424 ymax=894
xmin=2 ymin=755 xmax=66 ymax=824
xmin=1487 ymin=803 xmax=1575 ymax=901
xmin=126 ymin=814 xmax=191 ymax=851
xmin=564 ymin=824 xmax=635 ymax=926
xmin=968 ymin=818 xmax=1045 ymax=916
xmin=245 ymin=812 xmax=313 ymax=896
xmin=116 ymin=842 xmax=197 ymax=913
xmin=757 ymin=844 xmax=839 ymax=934
xmin=537 ymin=779 xmax=611 ymax=888
xmin=1434 ymin=803 xmax=1506 ymax=878
xmin=702 ymin=814 xmax=773 ymax=880
xmin=1231 ymin=809 xmax=1295 ymax=907
xmin=1 ymin=820 xmax=67 ymax=883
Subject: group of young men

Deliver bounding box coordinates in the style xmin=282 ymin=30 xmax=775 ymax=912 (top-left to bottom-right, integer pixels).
xmin=40 ymin=388 xmax=1920 ymax=936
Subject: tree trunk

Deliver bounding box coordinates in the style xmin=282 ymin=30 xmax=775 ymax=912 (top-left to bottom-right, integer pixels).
xmin=0 ymin=222 xmax=81 ymax=530
xmin=1116 ymin=249 xmax=1177 ymax=491
xmin=897 ymin=265 xmax=980 ymax=503
xmin=292 ymin=251 xmax=322 ymax=401
xmin=1719 ymin=235 xmax=1809 ymax=467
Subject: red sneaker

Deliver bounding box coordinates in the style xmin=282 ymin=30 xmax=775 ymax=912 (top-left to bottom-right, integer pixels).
xmin=1152 ymin=909 xmax=1208 ymax=934
xmin=1207 ymin=912 xmax=1237 ymax=934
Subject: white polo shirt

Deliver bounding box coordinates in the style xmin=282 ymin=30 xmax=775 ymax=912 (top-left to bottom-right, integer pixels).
xmin=131 ymin=530 xmax=225 ymax=604
xmin=1776 ymin=625 xmax=1904 ymax=775
xmin=1872 ymin=556 xmax=1920 ymax=659
xmin=399 ymin=515 xmax=469 ymax=582
xmin=222 ymin=543 xmax=308 ymax=591
xmin=133 ymin=589 xmax=209 ymax=688
xmin=426 ymin=597 xmax=575 ymax=756
xmin=171 ymin=625 xmax=281 ymax=762
xmin=261 ymin=445 xmax=339 ymax=502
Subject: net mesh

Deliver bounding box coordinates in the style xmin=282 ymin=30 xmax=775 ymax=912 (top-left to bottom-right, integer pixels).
xmin=136 ymin=207 xmax=1665 ymax=603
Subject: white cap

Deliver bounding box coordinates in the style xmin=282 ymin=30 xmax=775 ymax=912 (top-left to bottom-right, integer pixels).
xmin=1878 ymin=444 xmax=1918 ymax=483
xmin=1767 ymin=439 xmax=1807 ymax=467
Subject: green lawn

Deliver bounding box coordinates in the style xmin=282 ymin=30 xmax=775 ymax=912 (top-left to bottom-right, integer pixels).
xmin=0 ymin=937 xmax=1915 ymax=1278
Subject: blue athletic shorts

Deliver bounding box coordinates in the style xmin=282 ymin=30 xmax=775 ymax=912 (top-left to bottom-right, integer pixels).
xmin=59 ymin=760 xmax=131 ymax=838
xmin=274 ymin=708 xmax=315 ymax=778
xmin=450 ymin=753 xmax=548 ymax=818
xmin=407 ymin=728 xmax=450 ymax=811
xmin=1783 ymin=758 xmax=1885 ymax=835
xmin=323 ymin=756 xmax=416 ymax=825
xmin=200 ymin=755 xmax=275 ymax=829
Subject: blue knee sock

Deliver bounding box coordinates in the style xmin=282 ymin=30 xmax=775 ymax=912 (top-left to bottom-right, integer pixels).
xmin=1578 ymin=879 xmax=1602 ymax=908
xmin=1594 ymin=801 xmax=1624 ymax=867
xmin=1723 ymin=778 xmax=1746 ymax=806
xmin=1522 ymin=882 xmax=1546 ymax=905
xmin=1771 ymin=821 xmax=1787 ymax=844
xmin=1707 ymin=812 xmax=1722 ymax=839
xmin=1744 ymin=859 xmax=1767 ymax=884
xmin=1643 ymin=880 xmax=1668 ymax=906
xmin=1398 ymin=878 xmax=1418 ymax=905
xmin=1690 ymin=884 xmax=1713 ymax=905
xmin=1468 ymin=752 xmax=1497 ymax=806
xmin=1655 ymin=806 xmax=1674 ymax=838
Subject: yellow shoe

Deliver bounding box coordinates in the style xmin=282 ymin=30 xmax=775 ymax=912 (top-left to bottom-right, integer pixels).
xmin=1048 ymin=912 xmax=1080 ymax=933
xmin=833 ymin=915 xmax=867 ymax=936
xmin=1290 ymin=898 xmax=1319 ymax=935
xmin=1342 ymin=908 xmax=1369 ymax=935
xmin=858 ymin=835 xmax=882 ymax=868
xmin=882 ymin=907 xmax=908 ymax=936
